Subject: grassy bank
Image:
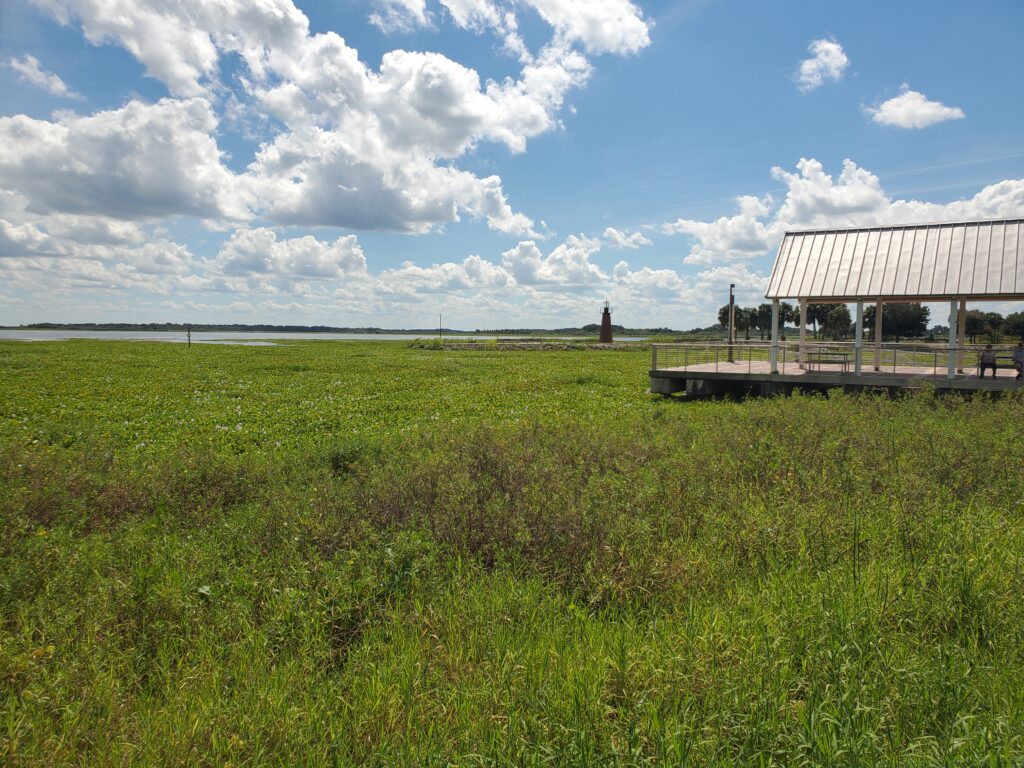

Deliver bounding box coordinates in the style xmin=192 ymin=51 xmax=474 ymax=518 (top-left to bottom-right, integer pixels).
xmin=2 ymin=340 xmax=1023 ymax=766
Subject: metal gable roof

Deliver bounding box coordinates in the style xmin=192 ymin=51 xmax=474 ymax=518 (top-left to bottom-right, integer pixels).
xmin=765 ymin=219 xmax=1024 ymax=300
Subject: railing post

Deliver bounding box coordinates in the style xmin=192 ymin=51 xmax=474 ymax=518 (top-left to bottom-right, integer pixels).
xmin=651 ymin=344 xmax=657 ymax=371
xmin=957 ymin=299 xmax=967 ymax=373
xmin=947 ymin=300 xmax=957 ymax=379
xmin=770 ymin=299 xmax=780 ymax=374
xmin=798 ymin=299 xmax=807 ymax=368
xmin=874 ymin=300 xmax=883 ymax=371
xmin=854 ymin=301 xmax=864 ymax=376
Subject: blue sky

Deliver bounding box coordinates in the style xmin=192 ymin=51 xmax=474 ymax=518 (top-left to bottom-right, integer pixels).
xmin=1 ymin=0 xmax=1022 ymax=329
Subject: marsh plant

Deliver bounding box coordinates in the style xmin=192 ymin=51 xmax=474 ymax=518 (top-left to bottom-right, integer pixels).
xmin=1 ymin=340 xmax=1023 ymax=765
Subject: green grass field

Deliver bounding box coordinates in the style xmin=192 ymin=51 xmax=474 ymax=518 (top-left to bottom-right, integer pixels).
xmin=2 ymin=340 xmax=1023 ymax=766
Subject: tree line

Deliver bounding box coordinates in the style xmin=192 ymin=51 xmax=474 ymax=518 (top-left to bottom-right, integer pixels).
xmin=718 ymin=303 xmax=1024 ymax=343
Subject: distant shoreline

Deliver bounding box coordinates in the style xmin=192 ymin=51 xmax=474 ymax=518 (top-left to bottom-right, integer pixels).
xmin=1 ymin=322 xmax=689 ymax=335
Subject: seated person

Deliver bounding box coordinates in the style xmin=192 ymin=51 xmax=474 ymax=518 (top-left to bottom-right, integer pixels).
xmin=979 ymin=344 xmax=997 ymax=378
xmin=1014 ymin=342 xmax=1024 ymax=381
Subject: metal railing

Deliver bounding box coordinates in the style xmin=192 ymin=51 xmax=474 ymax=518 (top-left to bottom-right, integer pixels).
xmin=651 ymin=341 xmax=1023 ymax=379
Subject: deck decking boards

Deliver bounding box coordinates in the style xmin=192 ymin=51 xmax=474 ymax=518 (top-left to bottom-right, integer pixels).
xmin=663 ymin=360 xmax=1021 ymax=380
xmin=650 ymin=359 xmax=1023 ymax=397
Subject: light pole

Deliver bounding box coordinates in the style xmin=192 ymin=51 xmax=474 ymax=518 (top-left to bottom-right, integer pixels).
xmin=727 ymin=283 xmax=735 ymax=363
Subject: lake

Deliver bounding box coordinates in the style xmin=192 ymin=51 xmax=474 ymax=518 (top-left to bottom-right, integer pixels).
xmin=0 ymin=330 xmax=647 ymax=344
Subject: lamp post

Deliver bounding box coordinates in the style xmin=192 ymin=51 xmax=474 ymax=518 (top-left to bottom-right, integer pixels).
xmin=727 ymin=283 xmax=735 ymax=363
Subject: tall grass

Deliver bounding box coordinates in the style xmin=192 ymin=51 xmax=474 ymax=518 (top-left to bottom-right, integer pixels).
xmin=1 ymin=341 xmax=1023 ymax=765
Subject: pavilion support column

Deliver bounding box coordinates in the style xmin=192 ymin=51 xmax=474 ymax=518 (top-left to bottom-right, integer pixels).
xmin=854 ymin=301 xmax=864 ymax=377
xmin=947 ymin=300 xmax=958 ymax=379
xmin=956 ymin=299 xmax=967 ymax=373
xmin=798 ymin=299 xmax=808 ymax=368
xmin=770 ymin=299 xmax=780 ymax=374
xmin=874 ymin=301 xmax=883 ymax=371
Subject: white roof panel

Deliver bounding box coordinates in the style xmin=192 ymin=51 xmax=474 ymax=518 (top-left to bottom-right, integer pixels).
xmin=1002 ymin=222 xmax=1020 ymax=293
xmin=765 ymin=219 xmax=1024 ymax=300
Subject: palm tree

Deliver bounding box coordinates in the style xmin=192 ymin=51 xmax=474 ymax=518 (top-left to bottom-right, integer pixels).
xmin=780 ymin=302 xmax=797 ymax=341
xmin=756 ymin=304 xmax=773 ymax=341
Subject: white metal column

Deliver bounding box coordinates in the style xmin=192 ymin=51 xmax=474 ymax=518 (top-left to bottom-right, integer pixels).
xmin=874 ymin=301 xmax=883 ymax=371
xmin=947 ymin=300 xmax=958 ymax=379
xmin=854 ymin=301 xmax=864 ymax=376
xmin=956 ymin=299 xmax=967 ymax=373
xmin=770 ymin=299 xmax=780 ymax=374
xmin=798 ymin=299 xmax=807 ymax=368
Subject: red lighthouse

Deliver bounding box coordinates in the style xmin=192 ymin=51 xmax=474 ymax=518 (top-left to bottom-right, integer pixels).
xmin=599 ymin=300 xmax=613 ymax=343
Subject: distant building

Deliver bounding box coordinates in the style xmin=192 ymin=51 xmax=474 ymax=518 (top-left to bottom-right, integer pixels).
xmin=599 ymin=300 xmax=613 ymax=343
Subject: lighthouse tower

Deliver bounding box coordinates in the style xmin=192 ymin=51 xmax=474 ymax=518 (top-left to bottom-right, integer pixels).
xmin=599 ymin=300 xmax=613 ymax=343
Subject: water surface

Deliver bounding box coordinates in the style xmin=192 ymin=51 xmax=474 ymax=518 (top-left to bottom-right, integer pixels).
xmin=1 ymin=330 xmax=646 ymax=344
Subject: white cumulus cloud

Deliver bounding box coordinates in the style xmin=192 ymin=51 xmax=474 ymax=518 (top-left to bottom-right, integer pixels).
xmin=603 ymin=227 xmax=652 ymax=249
xmin=501 ymin=235 xmax=607 ymax=286
xmin=661 ymin=158 xmax=1024 ymax=264
xmin=796 ymin=38 xmax=848 ymax=92
xmin=662 ymin=195 xmax=774 ymax=264
xmin=377 ymin=255 xmax=512 ymax=295
xmin=0 ymin=98 xmax=247 ymax=221
xmin=370 ymin=0 xmax=650 ymax=56
xmin=370 ymin=0 xmax=432 ymax=32
xmin=8 ymin=54 xmax=82 ymax=99
xmin=22 ymin=0 xmax=645 ymax=237
xmin=213 ymin=228 xmax=367 ymax=278
xmin=865 ymin=85 xmax=965 ymax=129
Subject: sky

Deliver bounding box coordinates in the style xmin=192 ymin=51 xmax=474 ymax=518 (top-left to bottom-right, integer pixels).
xmin=1 ymin=0 xmax=1023 ymax=330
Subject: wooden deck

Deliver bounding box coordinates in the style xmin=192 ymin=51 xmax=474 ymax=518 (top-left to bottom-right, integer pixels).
xmin=669 ymin=359 xmax=1022 ymax=380
xmin=650 ymin=359 xmax=1023 ymax=397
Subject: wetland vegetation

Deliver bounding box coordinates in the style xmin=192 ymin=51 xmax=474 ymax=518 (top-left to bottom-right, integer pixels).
xmin=2 ymin=340 xmax=1023 ymax=766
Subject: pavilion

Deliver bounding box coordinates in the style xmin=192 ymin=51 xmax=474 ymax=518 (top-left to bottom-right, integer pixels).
xmin=650 ymin=217 xmax=1024 ymax=397
xmin=766 ymin=218 xmax=1024 ymax=378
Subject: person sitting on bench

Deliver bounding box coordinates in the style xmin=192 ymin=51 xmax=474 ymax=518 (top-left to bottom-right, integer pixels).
xmin=979 ymin=344 xmax=997 ymax=378
xmin=1014 ymin=342 xmax=1024 ymax=381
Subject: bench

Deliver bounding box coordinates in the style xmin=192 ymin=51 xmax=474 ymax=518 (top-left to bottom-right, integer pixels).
xmin=977 ymin=355 xmax=1020 ymax=376
xmin=804 ymin=350 xmax=851 ymax=373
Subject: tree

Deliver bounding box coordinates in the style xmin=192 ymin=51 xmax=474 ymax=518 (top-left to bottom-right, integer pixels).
xmin=875 ymin=303 xmax=930 ymax=342
xmin=982 ymin=312 xmax=1004 ymax=343
xmin=823 ymin=305 xmax=852 ymax=340
xmin=741 ymin=301 xmax=797 ymax=341
xmin=863 ymin=304 xmax=878 ymax=334
xmin=717 ymin=305 xmax=751 ymax=339
xmin=780 ymin=302 xmax=796 ymax=341
xmin=806 ymin=304 xmax=831 ymax=339
xmin=964 ymin=310 xmax=1002 ymax=343
xmin=736 ymin=307 xmax=755 ymax=340
xmin=755 ymin=303 xmax=773 ymax=341
xmin=1005 ymin=312 xmax=1024 ymax=341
